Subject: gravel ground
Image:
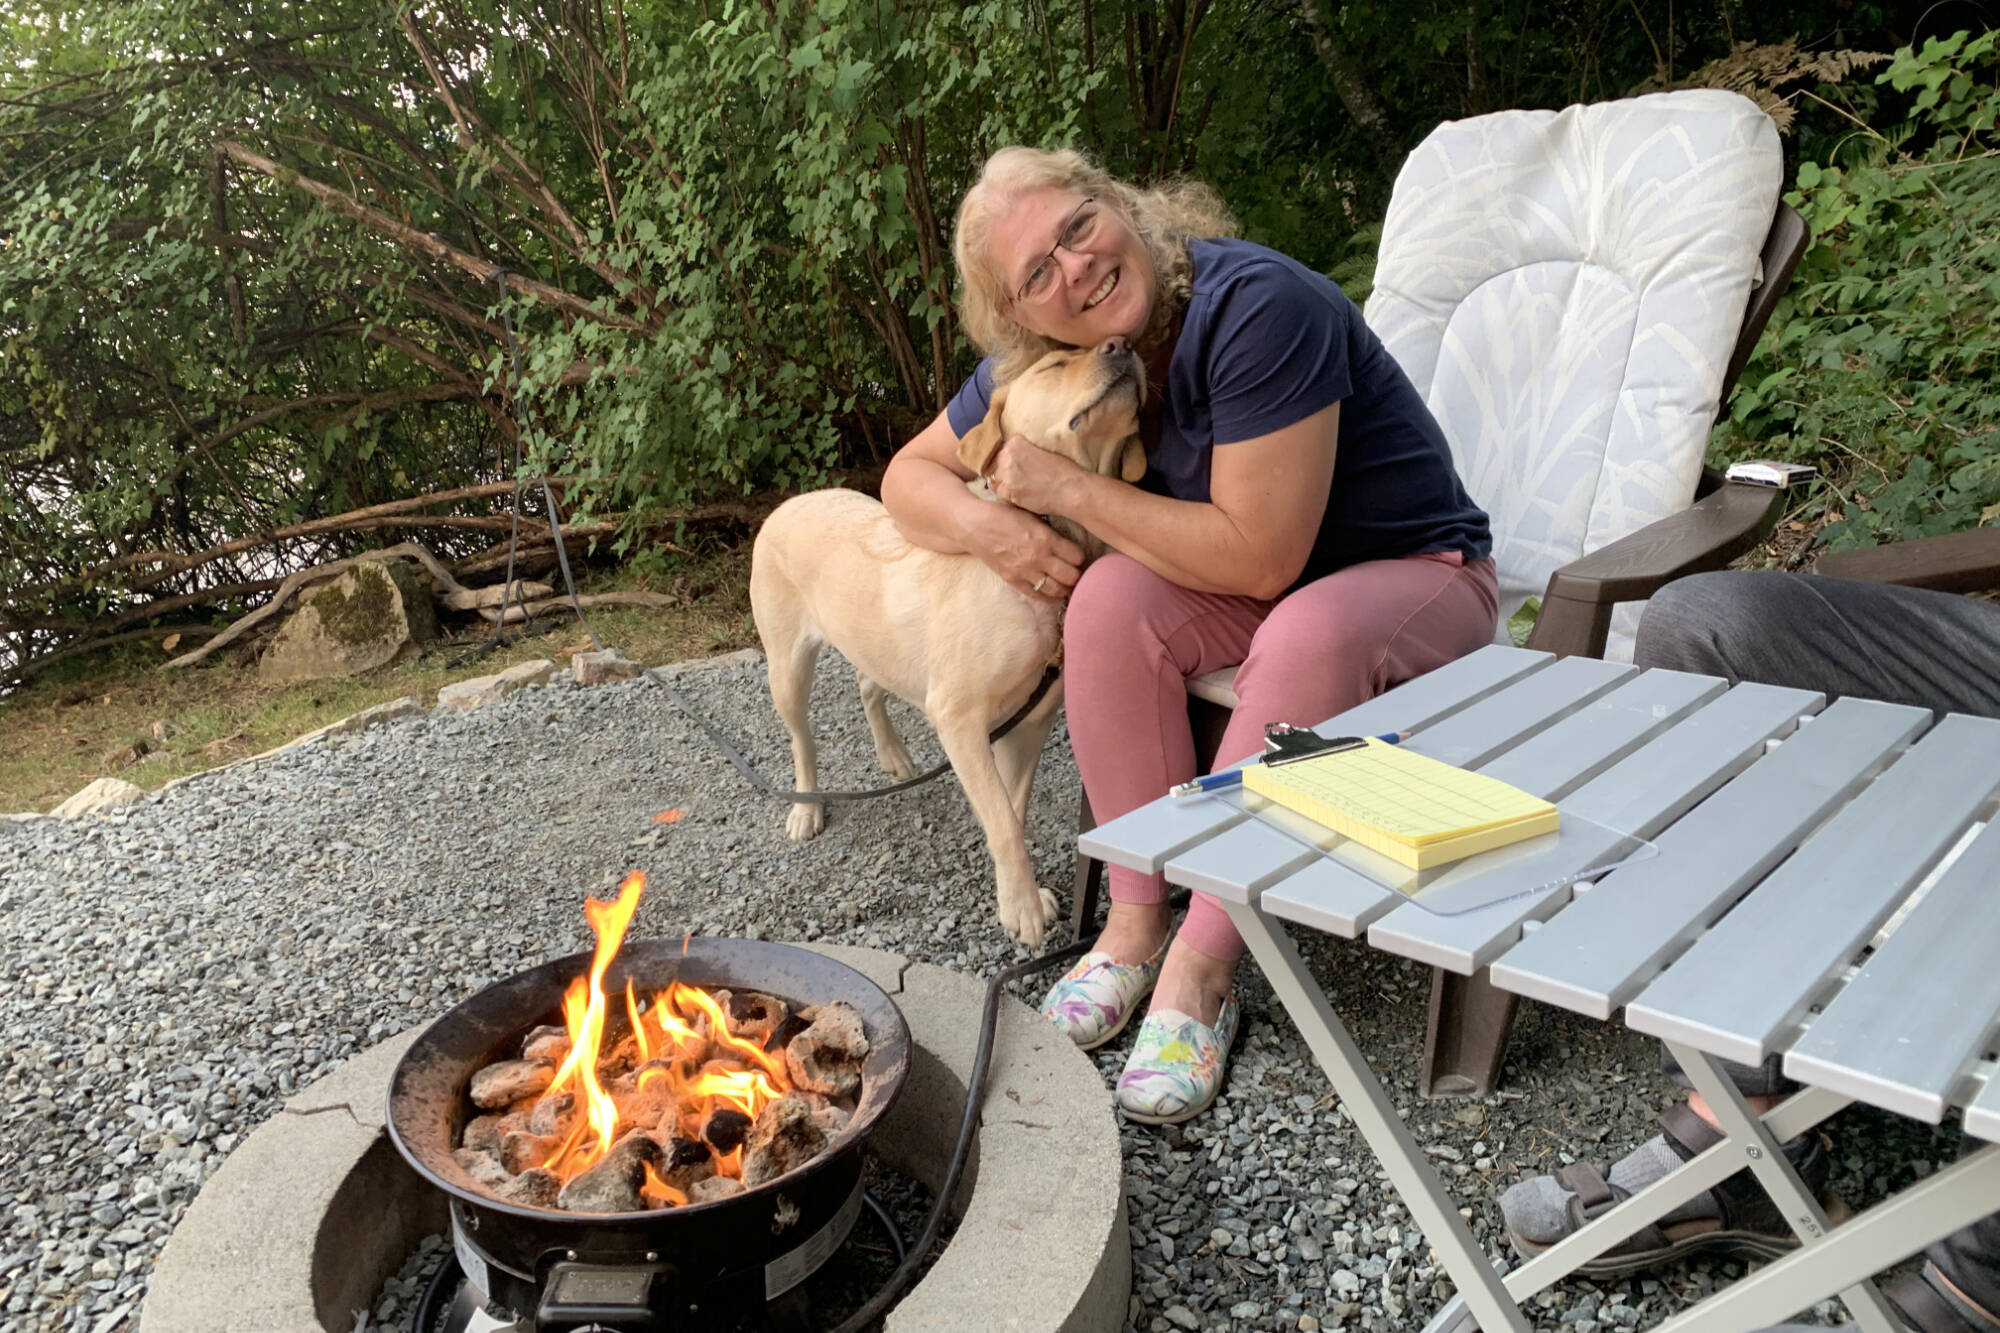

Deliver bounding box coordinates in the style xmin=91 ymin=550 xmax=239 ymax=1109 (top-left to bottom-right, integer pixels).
xmin=0 ymin=650 xmax=1963 ymax=1333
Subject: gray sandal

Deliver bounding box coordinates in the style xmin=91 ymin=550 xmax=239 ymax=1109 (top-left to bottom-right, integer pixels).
xmin=1503 ymin=1103 xmax=1840 ymax=1277
xmin=1889 ymin=1264 xmax=2000 ymax=1333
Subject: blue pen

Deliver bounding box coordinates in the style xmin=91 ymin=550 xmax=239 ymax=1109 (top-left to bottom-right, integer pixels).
xmin=1169 ymin=730 xmax=1409 ymax=800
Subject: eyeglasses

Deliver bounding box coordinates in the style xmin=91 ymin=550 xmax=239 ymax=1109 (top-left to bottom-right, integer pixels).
xmin=1013 ymin=197 xmax=1104 ymax=306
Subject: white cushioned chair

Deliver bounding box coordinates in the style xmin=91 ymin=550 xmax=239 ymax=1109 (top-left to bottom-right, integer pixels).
xmin=1072 ymin=90 xmax=1808 ymax=1095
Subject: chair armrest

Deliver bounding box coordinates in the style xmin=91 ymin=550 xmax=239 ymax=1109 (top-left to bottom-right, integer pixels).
xmin=1525 ymin=481 xmax=1786 ymax=658
xmin=1811 ymin=527 xmax=2000 ymax=593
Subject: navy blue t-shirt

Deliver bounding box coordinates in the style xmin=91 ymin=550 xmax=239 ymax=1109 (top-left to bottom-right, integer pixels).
xmin=946 ymin=237 xmax=1491 ymax=589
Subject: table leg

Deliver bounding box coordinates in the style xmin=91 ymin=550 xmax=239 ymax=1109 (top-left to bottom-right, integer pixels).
xmin=1222 ymin=895 xmax=1533 ymax=1333
xmin=1652 ymin=1145 xmax=2000 ymax=1333
xmin=1667 ymin=1041 xmax=1900 ymax=1333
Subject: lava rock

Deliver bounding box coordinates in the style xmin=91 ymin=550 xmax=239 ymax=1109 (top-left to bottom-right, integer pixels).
xmin=657 ymin=1136 xmax=717 ymax=1192
xmin=461 ymin=1112 xmax=527 ymax=1152
xmin=529 ymin=1088 xmax=579 ymax=1138
xmin=784 ymin=1002 xmax=867 ymax=1098
xmin=742 ymin=1096 xmax=825 ymax=1188
xmin=557 ymin=1131 xmax=661 ymax=1214
xmin=520 ymin=1024 xmax=571 ymax=1063
xmin=469 ymin=1058 xmax=557 ymax=1109
xmin=495 ymin=1167 xmax=562 ymax=1210
xmin=689 ymin=1176 xmax=745 ymax=1204
xmin=716 ymin=989 xmax=788 ymax=1046
xmin=702 ymin=1106 xmax=753 ymax=1155
xmin=452 ymin=1147 xmax=511 ymax=1190
xmin=500 ymin=1130 xmax=561 ymax=1174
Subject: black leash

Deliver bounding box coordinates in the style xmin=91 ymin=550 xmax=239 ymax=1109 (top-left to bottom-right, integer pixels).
xmin=475 ymin=268 xmax=598 ymax=663
xmin=649 ymin=663 xmax=1059 ymax=805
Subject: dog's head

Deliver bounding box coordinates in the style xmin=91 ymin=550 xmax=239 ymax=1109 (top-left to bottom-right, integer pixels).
xmin=955 ymin=340 xmax=1147 ymax=556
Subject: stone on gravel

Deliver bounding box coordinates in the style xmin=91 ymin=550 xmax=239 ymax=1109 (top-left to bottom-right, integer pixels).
xmin=436 ymin=658 xmax=558 ymax=709
xmin=50 ymin=776 xmax=147 ymax=817
xmin=573 ymin=649 xmax=642 ymax=685
xmin=318 ymin=696 xmax=423 ymax=741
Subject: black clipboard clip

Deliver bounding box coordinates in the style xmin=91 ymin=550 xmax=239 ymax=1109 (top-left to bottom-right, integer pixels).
xmin=1262 ymin=722 xmax=1368 ymax=768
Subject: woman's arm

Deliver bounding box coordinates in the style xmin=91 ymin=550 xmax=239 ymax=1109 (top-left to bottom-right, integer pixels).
xmin=880 ymin=407 xmax=1088 ymax=602
xmin=983 ymin=402 xmax=1339 ymax=600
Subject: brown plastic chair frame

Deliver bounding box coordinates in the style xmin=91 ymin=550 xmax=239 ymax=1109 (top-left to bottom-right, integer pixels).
xmin=1069 ymin=199 xmax=1811 ymax=1097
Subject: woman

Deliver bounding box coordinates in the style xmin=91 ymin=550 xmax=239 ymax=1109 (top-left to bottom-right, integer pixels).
xmin=881 ymin=146 xmax=1498 ymax=1124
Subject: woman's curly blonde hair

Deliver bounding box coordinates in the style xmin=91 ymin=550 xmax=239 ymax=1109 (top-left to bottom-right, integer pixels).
xmin=954 ymin=146 xmax=1239 ymax=383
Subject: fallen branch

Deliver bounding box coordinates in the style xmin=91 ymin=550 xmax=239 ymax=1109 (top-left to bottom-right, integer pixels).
xmin=476 ymin=591 xmax=680 ymax=624
xmin=163 ymin=541 xmax=472 ymax=669
xmin=11 ymin=488 xmax=749 ymax=609
xmin=14 ymin=479 xmax=577 ymax=606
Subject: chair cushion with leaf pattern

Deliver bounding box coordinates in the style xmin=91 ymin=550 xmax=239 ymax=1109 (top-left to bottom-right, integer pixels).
xmin=1364 ymin=90 xmax=1782 ymax=659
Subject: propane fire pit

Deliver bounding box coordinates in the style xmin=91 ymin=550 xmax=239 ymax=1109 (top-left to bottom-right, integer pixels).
xmin=386 ymin=874 xmax=910 ymax=1332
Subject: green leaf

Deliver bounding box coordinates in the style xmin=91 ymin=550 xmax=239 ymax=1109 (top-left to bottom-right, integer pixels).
xmin=1506 ymin=598 xmax=1541 ymax=649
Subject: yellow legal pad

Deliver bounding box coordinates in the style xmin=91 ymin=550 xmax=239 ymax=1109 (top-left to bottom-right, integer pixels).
xmin=1239 ymin=739 xmax=1559 ymax=870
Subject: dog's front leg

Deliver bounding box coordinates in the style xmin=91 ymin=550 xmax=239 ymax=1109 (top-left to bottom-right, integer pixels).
xmin=992 ymin=677 xmax=1063 ymax=826
xmin=933 ymin=709 xmax=1061 ymax=949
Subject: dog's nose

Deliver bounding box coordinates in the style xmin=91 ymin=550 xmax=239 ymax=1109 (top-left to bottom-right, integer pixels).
xmin=1098 ymin=336 xmax=1130 ymax=358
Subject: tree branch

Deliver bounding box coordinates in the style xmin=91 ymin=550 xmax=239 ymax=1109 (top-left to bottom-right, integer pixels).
xmin=215 ymin=138 xmax=646 ymax=332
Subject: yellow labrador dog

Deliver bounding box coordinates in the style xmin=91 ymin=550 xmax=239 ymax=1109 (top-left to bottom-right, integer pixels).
xmin=750 ymin=341 xmax=1146 ymax=947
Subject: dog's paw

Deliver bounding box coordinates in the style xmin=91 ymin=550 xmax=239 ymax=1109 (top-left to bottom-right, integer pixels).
xmin=785 ymin=801 xmax=825 ymax=842
xmin=998 ymin=883 xmax=1061 ymax=950
xmin=875 ymin=743 xmax=916 ymax=782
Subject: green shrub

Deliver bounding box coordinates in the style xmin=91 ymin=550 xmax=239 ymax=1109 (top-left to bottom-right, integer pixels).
xmin=1713 ymin=31 xmax=2000 ymax=551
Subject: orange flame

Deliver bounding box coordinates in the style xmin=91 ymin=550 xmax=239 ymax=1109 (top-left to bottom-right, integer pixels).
xmin=544 ymin=871 xmax=645 ymax=1167
xmin=493 ymin=871 xmax=805 ymax=1199
xmin=641 ymin=1161 xmax=688 ymax=1207
xmin=674 ymin=985 xmax=788 ymax=1083
xmin=624 ymin=980 xmax=652 ymax=1065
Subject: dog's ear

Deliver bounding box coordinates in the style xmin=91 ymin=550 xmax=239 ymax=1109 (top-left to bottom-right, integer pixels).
xmin=955 ymin=384 xmax=1011 ymax=478
xmin=1117 ymin=435 xmax=1147 ymax=483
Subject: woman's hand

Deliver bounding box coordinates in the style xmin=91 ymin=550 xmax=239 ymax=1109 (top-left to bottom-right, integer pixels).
xmin=879 ymin=408 xmax=1084 ymax=601
xmin=983 ymin=436 xmax=1087 ymax=518
xmin=966 ymin=495 xmax=1086 ymax=602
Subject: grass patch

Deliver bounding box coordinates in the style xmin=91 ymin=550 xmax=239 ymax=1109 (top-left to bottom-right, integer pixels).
xmin=0 ymin=540 xmax=757 ymax=814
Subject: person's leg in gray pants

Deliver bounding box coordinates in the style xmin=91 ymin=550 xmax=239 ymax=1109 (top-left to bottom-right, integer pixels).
xmin=1641 ymin=571 xmax=2000 ymax=1326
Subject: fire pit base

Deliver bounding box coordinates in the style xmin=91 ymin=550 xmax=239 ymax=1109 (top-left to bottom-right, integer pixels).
xmin=140 ymin=946 xmax=1130 ymax=1333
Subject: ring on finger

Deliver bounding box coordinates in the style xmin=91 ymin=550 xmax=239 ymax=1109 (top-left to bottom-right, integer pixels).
xmin=1032 ymin=575 xmax=1048 ymax=593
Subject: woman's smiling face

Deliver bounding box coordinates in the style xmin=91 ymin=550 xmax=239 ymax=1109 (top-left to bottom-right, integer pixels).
xmin=988 ymin=188 xmax=1155 ymax=349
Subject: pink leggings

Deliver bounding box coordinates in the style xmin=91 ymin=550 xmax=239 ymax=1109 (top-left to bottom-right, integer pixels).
xmin=1065 ymin=550 xmax=1500 ymax=961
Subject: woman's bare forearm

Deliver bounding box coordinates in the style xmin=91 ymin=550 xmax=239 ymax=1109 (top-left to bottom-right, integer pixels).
xmin=1055 ymin=473 xmax=1286 ymax=596
xmin=881 ymin=450 xmax=987 ymax=555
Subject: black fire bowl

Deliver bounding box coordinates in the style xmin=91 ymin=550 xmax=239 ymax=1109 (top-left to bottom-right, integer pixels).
xmin=386 ymin=937 xmax=911 ymax=1321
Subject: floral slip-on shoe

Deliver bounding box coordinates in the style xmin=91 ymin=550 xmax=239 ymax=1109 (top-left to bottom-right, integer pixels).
xmin=1038 ymin=939 xmax=1166 ymax=1050
xmin=1113 ymin=995 xmax=1241 ymax=1125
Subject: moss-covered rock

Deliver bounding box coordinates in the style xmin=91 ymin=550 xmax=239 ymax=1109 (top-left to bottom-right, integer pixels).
xmin=257 ymin=560 xmax=438 ymax=684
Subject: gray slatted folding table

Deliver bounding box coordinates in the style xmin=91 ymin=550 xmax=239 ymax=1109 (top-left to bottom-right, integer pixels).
xmin=1081 ymin=644 xmax=2000 ymax=1333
